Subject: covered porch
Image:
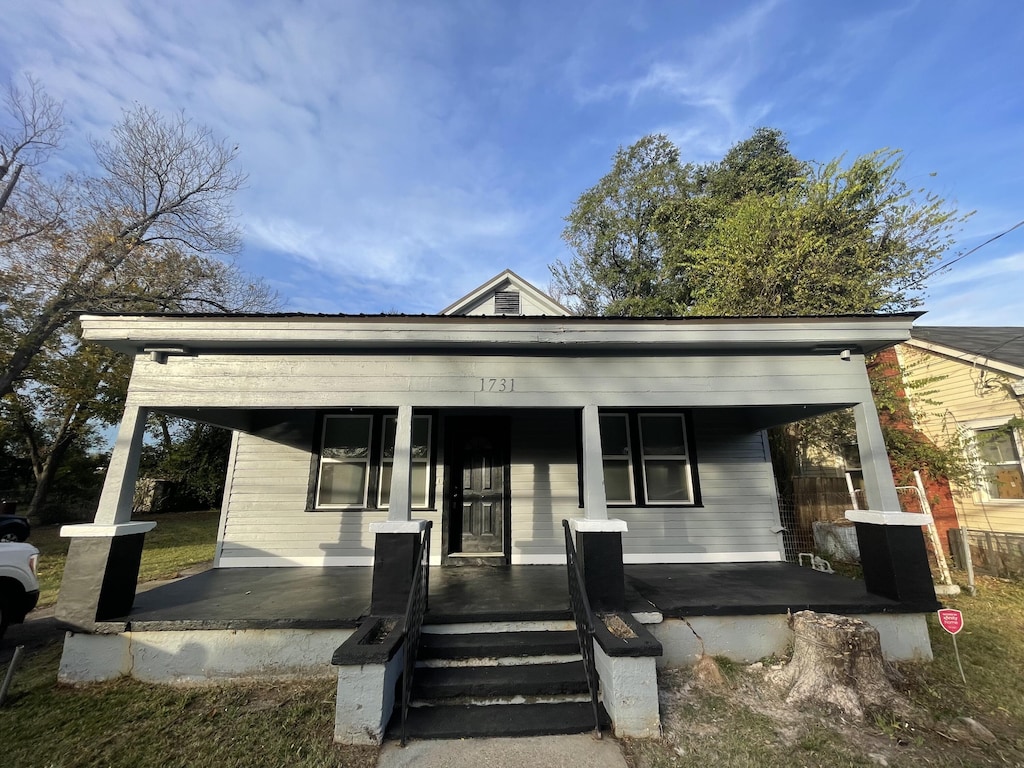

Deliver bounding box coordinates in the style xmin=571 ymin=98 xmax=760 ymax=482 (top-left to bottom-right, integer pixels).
xmin=102 ymin=561 xmax=934 ymax=631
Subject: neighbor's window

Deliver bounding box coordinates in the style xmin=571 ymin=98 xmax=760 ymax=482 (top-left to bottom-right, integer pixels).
xmin=600 ymin=412 xmax=695 ymax=505
xmin=317 ymin=415 xmax=373 ymax=507
xmin=975 ymin=425 xmax=1024 ymax=500
xmin=379 ymin=415 xmax=433 ymax=508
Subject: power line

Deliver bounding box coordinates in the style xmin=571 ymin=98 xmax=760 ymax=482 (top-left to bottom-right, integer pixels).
xmin=915 ymin=218 xmax=1024 ymax=285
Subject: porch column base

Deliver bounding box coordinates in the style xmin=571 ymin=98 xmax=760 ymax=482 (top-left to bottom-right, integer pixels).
xmin=370 ymin=522 xmax=427 ymax=615
xmin=56 ymin=522 xmax=156 ymax=630
xmin=571 ymin=519 xmax=628 ymax=613
xmin=846 ymin=510 xmax=938 ymax=605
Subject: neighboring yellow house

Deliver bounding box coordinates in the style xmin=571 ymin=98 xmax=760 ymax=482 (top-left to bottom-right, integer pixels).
xmin=898 ymin=327 xmax=1024 ymax=534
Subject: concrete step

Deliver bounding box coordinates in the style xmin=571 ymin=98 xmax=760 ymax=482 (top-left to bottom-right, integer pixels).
xmin=418 ymin=629 xmax=580 ymax=660
xmin=390 ymin=701 xmax=608 ymax=740
xmin=413 ymin=660 xmax=589 ymax=700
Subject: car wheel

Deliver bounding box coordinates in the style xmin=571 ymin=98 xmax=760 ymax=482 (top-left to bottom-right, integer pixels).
xmin=0 ymin=599 xmax=7 ymax=641
xmin=0 ymin=531 xmax=20 ymax=543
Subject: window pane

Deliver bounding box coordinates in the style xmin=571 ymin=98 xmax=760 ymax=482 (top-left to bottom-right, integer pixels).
xmin=640 ymin=415 xmax=686 ymax=456
xmin=984 ymin=466 xmax=1024 ymax=499
xmin=603 ymin=460 xmax=633 ymax=503
xmin=323 ymin=417 xmax=371 ymax=459
xmin=600 ymin=414 xmax=630 ymax=456
xmin=319 ymin=462 xmax=367 ymax=505
xmin=382 ymin=416 xmax=431 ymax=459
xmin=978 ymin=430 xmax=1017 ymax=465
xmin=380 ymin=463 xmax=429 ymax=507
xmin=644 ymin=459 xmax=690 ymax=502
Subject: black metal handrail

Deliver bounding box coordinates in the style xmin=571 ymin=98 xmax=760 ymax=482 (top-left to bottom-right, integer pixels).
xmin=562 ymin=519 xmax=602 ymax=738
xmin=400 ymin=520 xmax=432 ymax=747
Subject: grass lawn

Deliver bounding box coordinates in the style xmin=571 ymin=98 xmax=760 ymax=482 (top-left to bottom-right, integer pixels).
xmin=1 ymin=643 xmax=378 ymax=768
xmin=31 ymin=509 xmax=221 ymax=607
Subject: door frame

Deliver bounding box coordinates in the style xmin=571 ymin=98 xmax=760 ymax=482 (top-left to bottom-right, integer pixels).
xmin=440 ymin=411 xmax=512 ymax=565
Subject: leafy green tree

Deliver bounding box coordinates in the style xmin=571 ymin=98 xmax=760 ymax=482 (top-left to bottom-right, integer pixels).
xmin=551 ymin=134 xmax=692 ymax=315
xmin=687 ymin=150 xmax=965 ymax=316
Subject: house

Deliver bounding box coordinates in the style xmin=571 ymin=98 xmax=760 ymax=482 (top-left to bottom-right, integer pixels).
xmin=897 ymin=327 xmax=1024 ymax=571
xmin=55 ymin=270 xmax=940 ymax=743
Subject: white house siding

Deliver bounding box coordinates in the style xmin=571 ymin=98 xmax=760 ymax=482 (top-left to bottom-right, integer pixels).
xmin=125 ymin=352 xmax=867 ymax=411
xmin=618 ymin=412 xmax=784 ymax=563
xmin=509 ymin=411 xmax=581 ymax=563
xmin=898 ymin=344 xmax=1024 ymax=533
xmin=217 ymin=408 xmax=783 ymax=567
xmin=218 ymin=414 xmax=443 ymax=567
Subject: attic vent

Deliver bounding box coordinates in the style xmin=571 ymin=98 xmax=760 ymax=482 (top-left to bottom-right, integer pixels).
xmin=494 ymin=290 xmax=521 ymax=315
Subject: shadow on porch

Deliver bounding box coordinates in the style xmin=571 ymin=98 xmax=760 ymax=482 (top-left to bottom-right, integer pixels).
xmin=112 ymin=562 xmax=938 ymax=632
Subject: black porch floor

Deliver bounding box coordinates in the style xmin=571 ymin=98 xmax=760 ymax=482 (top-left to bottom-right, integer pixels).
xmin=117 ymin=563 xmax=937 ymax=631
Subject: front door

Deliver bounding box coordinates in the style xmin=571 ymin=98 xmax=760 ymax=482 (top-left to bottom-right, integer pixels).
xmin=445 ymin=415 xmax=509 ymax=563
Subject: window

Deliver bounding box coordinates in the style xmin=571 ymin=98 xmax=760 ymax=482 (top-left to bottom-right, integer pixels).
xmin=316 ymin=412 xmax=434 ymax=509
xmin=599 ymin=411 xmax=696 ymax=505
xmin=317 ymin=415 xmax=373 ymax=507
xmin=600 ymin=413 xmax=635 ymax=504
xmin=379 ymin=415 xmax=432 ymax=508
xmin=975 ymin=425 xmax=1024 ymax=500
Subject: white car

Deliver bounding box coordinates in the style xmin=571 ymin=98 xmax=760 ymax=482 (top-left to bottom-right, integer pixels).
xmin=0 ymin=542 xmax=40 ymax=640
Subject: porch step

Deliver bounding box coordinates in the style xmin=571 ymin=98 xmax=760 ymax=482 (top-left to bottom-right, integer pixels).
xmin=396 ymin=701 xmax=609 ymax=740
xmin=388 ymin=625 xmax=605 ymax=741
xmin=412 ymin=660 xmax=589 ymax=700
xmin=418 ymin=629 xmax=580 ymax=660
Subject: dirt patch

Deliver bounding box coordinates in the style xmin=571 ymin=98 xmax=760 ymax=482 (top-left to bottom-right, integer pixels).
xmin=622 ymin=660 xmax=1024 ymax=768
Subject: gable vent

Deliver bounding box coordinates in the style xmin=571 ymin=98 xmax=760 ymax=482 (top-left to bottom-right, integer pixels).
xmin=494 ymin=290 xmax=521 ymax=315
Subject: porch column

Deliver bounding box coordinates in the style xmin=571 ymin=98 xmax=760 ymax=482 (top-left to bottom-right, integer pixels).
xmin=850 ymin=399 xmax=936 ymax=607
xmin=369 ymin=405 xmax=426 ymax=614
xmin=575 ymin=404 xmax=627 ymax=612
xmin=853 ymin=400 xmax=901 ymax=512
xmin=57 ymin=403 xmax=156 ymax=630
xmin=386 ymin=405 xmax=414 ymax=523
xmin=581 ymin=404 xmax=608 ymax=520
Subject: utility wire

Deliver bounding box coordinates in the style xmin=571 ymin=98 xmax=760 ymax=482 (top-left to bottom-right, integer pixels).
xmin=915 ymin=218 xmax=1024 ymax=285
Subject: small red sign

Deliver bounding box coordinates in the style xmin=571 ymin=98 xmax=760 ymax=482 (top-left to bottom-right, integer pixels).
xmin=938 ymin=608 xmax=964 ymax=635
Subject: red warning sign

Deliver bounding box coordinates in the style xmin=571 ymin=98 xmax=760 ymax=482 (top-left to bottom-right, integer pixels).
xmin=938 ymin=608 xmax=964 ymax=635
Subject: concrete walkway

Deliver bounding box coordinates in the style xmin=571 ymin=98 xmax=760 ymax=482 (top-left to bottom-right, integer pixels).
xmin=376 ymin=735 xmax=628 ymax=768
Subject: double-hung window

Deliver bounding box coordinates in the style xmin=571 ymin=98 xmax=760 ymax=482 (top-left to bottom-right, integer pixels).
xmin=599 ymin=411 xmax=696 ymax=505
xmin=316 ymin=412 xmax=434 ymax=509
xmin=379 ymin=415 xmax=432 ymax=508
xmin=975 ymin=424 xmax=1024 ymax=500
xmin=317 ymin=415 xmax=373 ymax=508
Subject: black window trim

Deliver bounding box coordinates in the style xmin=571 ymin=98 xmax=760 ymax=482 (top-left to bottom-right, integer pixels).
xmin=309 ymin=408 xmax=438 ymax=512
xmin=580 ymin=408 xmax=702 ymax=508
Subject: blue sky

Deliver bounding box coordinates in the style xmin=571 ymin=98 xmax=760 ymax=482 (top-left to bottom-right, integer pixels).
xmin=2 ymin=0 xmax=1022 ymax=324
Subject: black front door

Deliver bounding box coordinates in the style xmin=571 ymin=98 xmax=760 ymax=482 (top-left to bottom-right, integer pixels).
xmin=445 ymin=415 xmax=509 ymax=562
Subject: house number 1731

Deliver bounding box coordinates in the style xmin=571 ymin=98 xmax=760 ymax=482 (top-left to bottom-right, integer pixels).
xmin=480 ymin=377 xmax=514 ymax=392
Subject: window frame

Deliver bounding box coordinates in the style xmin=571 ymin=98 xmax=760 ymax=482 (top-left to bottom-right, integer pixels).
xmin=597 ymin=409 xmax=701 ymax=507
xmin=312 ymin=410 xmax=436 ymax=511
xmin=377 ymin=414 xmax=434 ymax=509
xmin=971 ymin=420 xmax=1024 ymax=502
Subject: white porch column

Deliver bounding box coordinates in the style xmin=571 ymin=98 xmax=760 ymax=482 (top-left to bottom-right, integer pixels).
xmin=94 ymin=404 xmax=149 ymax=526
xmin=386 ymin=405 xmax=414 ymax=523
xmin=581 ymin=404 xmax=609 ymax=520
xmin=853 ymin=400 xmax=901 ymax=512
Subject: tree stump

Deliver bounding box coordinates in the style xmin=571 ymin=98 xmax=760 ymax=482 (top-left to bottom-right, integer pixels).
xmin=768 ymin=611 xmax=905 ymax=720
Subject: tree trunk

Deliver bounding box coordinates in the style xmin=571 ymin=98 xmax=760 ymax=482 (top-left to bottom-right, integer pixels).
xmin=768 ymin=611 xmax=906 ymax=720
xmin=26 ymin=435 xmax=73 ymax=522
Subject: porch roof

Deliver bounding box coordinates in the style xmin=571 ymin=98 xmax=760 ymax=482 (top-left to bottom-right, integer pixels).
xmin=80 ymin=312 xmax=919 ymax=357
xmin=105 ymin=563 xmax=939 ymax=632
